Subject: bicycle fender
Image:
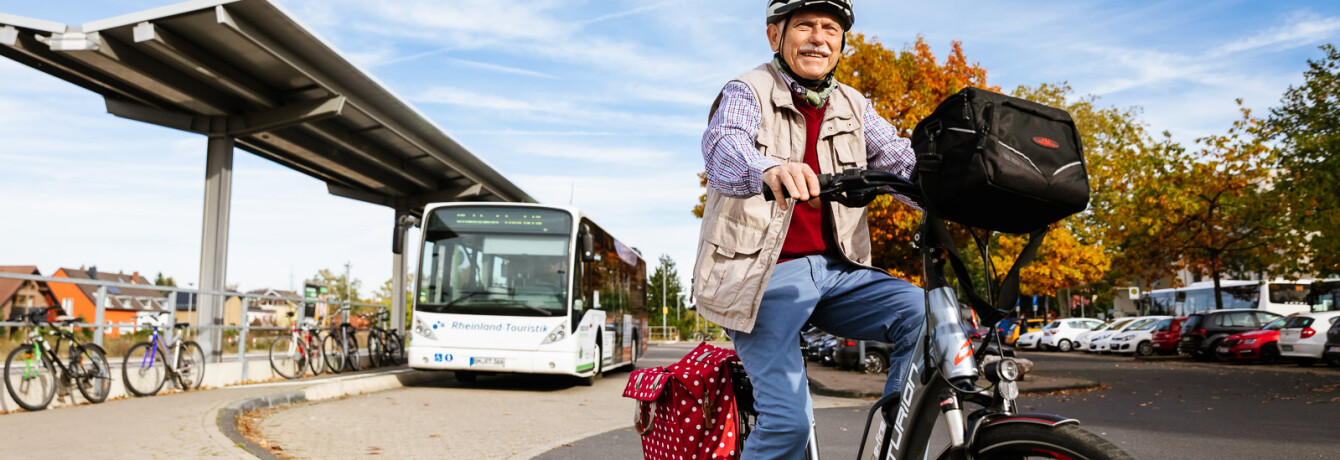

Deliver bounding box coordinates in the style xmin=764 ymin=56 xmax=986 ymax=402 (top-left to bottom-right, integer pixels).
xmin=981 ymin=413 xmax=1079 ymax=428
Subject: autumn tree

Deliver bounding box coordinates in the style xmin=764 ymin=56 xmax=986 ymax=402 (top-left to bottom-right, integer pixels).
xmin=1268 ymin=44 xmax=1340 ymax=275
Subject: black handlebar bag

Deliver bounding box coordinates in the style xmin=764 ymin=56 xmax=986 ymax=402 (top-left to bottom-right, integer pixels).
xmin=912 ymin=87 xmax=1089 ymax=234
xmin=910 ymin=87 xmax=1090 ymax=325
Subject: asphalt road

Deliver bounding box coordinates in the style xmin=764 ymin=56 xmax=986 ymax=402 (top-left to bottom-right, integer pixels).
xmin=539 ymin=349 xmax=1340 ymax=459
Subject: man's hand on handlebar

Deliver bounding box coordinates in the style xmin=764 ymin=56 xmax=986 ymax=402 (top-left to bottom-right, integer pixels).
xmin=761 ymin=163 xmax=822 ymax=211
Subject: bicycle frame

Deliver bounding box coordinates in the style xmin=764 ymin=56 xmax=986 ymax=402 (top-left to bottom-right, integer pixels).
xmin=762 ymin=169 xmax=1080 ymax=459
xmin=21 ymin=323 xmax=88 ymax=387
xmin=138 ymin=327 xmax=186 ymax=380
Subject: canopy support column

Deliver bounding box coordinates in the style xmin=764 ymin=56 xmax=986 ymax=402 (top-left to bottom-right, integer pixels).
xmin=392 ymin=209 xmax=415 ymax=336
xmin=198 ymin=135 xmax=234 ymax=362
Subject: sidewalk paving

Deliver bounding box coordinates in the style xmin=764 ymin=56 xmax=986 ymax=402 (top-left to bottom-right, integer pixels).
xmin=806 ymin=360 xmax=1100 ymax=399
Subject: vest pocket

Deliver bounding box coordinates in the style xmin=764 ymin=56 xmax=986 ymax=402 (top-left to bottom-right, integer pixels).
xmin=698 ymin=218 xmax=766 ymax=308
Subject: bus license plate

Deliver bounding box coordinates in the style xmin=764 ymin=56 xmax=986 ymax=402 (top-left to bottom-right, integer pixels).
xmin=470 ymin=357 xmax=504 ymax=367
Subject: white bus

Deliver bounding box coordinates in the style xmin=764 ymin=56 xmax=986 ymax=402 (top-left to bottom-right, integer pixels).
xmin=1138 ymin=279 xmax=1317 ymax=317
xmin=407 ymin=203 xmax=649 ymax=383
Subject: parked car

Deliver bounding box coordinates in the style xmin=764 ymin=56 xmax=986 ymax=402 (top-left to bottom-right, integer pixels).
xmin=1323 ymin=318 xmax=1340 ymax=367
xmin=834 ymin=339 xmax=894 ymax=374
xmin=1179 ymin=309 xmax=1283 ymax=360
xmin=1039 ymin=318 xmax=1105 ymax=352
xmin=1075 ymin=319 xmax=1124 ymax=352
xmin=998 ymin=318 xmax=1047 ymax=346
xmin=1016 ymin=329 xmax=1044 ymax=350
xmin=1151 ymin=317 xmax=1186 ymax=355
xmin=803 ymin=330 xmax=831 ymax=362
xmin=1109 ymin=316 xmax=1174 ymax=356
xmin=1083 ymin=317 xmax=1139 ymax=353
xmin=1217 ymin=316 xmax=1289 ymax=363
xmin=1278 ymin=311 xmax=1340 ymax=366
xmin=818 ymin=336 xmax=839 ymax=366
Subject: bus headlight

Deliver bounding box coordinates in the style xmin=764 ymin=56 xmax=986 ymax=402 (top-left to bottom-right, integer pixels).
xmin=542 ymin=324 xmax=568 ymax=345
xmin=414 ymin=318 xmax=438 ymax=341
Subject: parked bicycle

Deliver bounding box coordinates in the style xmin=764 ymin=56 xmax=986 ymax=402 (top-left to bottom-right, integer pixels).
xmin=269 ymin=312 xmax=326 ymax=379
xmin=755 ymin=169 xmax=1131 ymax=459
xmin=122 ymin=313 xmax=206 ymax=396
xmin=3 ymin=306 xmax=111 ymax=411
xmin=362 ymin=310 xmax=404 ymax=367
xmin=322 ymin=307 xmax=362 ymax=373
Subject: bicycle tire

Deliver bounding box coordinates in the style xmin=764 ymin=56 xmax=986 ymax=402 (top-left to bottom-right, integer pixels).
xmin=122 ymin=341 xmax=167 ymax=397
xmin=174 ymin=341 xmax=207 ymax=390
xmin=269 ymin=336 xmax=307 ymax=379
xmin=5 ymin=344 xmax=57 ymax=411
xmin=386 ymin=333 xmax=405 ymax=365
xmin=73 ymin=344 xmax=112 ymax=403
xmin=944 ymin=422 xmax=1134 ymax=460
xmin=305 ymin=335 xmax=326 ymax=376
xmin=343 ymin=332 xmax=361 ymax=371
xmin=322 ymin=332 xmax=347 ymax=373
xmin=368 ymin=332 xmax=384 ymax=368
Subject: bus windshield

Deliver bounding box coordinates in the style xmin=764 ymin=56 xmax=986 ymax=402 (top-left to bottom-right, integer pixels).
xmin=416 ymin=207 xmax=573 ymax=317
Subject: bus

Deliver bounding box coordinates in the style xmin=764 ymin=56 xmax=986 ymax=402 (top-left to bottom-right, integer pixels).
xmin=407 ymin=203 xmax=649 ymax=383
xmin=1138 ymin=279 xmax=1319 ymax=317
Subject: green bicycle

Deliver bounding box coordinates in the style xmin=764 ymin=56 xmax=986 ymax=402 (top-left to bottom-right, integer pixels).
xmin=4 ymin=306 xmax=112 ymax=411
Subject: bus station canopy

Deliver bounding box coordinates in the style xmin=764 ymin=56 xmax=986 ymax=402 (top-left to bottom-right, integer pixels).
xmin=0 ymin=0 xmax=535 ymax=211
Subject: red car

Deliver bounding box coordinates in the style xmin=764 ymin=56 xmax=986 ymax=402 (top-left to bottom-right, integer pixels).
xmin=1151 ymin=318 xmax=1186 ymax=355
xmin=1217 ymin=316 xmax=1289 ymax=362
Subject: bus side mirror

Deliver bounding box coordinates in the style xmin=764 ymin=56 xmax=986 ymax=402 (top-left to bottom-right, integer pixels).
xmin=581 ymin=233 xmax=595 ymax=262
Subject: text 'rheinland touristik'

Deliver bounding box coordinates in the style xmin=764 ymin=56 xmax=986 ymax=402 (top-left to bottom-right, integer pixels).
xmin=450 ymin=321 xmax=548 ymax=333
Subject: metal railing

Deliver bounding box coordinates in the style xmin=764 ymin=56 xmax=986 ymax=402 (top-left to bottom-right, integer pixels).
xmin=0 ymin=272 xmax=394 ymax=382
xmin=649 ymin=326 xmax=679 ymax=342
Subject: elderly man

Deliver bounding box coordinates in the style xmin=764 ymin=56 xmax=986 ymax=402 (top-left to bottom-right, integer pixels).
xmin=695 ymin=0 xmax=926 ymax=457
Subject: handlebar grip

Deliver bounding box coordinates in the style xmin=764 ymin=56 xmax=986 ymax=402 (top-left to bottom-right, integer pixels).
xmin=760 ymin=174 xmax=834 ymax=202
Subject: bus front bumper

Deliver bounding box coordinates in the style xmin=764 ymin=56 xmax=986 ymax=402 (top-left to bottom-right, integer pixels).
xmin=407 ymin=346 xmax=588 ymax=376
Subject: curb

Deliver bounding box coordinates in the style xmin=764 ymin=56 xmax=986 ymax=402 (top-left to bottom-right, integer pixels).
xmin=216 ymin=369 xmax=445 ymax=459
xmin=807 ymin=374 xmax=1102 ymax=399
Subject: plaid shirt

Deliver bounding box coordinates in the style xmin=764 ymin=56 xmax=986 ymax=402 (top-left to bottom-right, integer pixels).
xmin=702 ymin=71 xmax=917 ymax=200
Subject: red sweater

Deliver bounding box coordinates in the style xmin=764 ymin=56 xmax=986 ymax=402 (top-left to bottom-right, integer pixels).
xmin=778 ymin=93 xmax=834 ymax=262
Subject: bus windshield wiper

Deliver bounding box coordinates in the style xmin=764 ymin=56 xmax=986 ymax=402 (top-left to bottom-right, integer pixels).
xmin=445 ymin=290 xmax=491 ymax=307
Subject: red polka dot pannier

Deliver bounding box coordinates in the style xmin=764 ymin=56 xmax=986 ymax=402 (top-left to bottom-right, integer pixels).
xmin=623 ymin=342 xmax=745 ymax=460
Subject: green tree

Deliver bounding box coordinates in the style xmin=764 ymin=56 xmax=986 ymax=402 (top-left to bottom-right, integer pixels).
xmin=647 ymin=255 xmax=684 ymax=329
xmin=373 ymin=275 xmax=415 ymax=326
xmin=312 ymin=268 xmax=363 ymax=304
xmin=1268 ymin=44 xmax=1340 ymax=275
xmin=153 ymin=272 xmax=177 ymax=287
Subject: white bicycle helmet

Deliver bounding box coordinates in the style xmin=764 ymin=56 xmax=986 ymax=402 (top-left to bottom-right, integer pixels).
xmin=766 ymin=0 xmax=854 ymax=29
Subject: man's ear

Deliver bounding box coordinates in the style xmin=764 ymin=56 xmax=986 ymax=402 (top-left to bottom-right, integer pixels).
xmin=767 ymin=23 xmax=781 ymax=52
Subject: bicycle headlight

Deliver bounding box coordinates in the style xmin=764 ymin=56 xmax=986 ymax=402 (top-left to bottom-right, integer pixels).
xmin=541 ymin=324 xmax=568 ymax=345
xmin=998 ymin=358 xmax=1021 ymax=382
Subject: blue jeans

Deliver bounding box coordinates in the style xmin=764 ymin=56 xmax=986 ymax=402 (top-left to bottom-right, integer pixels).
xmin=728 ymin=254 xmax=925 ymax=460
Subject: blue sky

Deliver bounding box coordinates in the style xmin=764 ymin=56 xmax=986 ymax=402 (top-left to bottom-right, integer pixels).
xmin=2 ymin=0 xmax=1338 ymax=297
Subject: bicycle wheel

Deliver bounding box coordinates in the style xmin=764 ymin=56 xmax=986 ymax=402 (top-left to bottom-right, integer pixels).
xmin=386 ymin=333 xmax=405 ymax=365
xmin=5 ymin=345 xmax=57 ymax=411
xmin=122 ymin=342 xmax=167 ymax=397
xmin=368 ymin=333 xmax=384 ymax=368
xmin=306 ymin=336 xmax=326 ymax=376
xmin=343 ymin=333 xmax=361 ymax=371
xmin=73 ymin=344 xmax=112 ymax=403
xmin=269 ymin=336 xmax=307 ymax=379
xmin=173 ymin=341 xmax=207 ymax=390
xmin=951 ymin=423 xmax=1134 ymax=460
xmin=322 ymin=332 xmax=347 ymax=373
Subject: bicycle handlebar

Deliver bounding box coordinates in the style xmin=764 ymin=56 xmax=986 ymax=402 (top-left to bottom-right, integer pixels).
xmin=761 ymin=169 xmax=922 ymax=208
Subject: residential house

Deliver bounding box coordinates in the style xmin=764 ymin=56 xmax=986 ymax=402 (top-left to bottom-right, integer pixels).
xmin=49 ymin=267 xmax=171 ymax=337
xmin=1 ymin=266 xmax=57 ymax=322
xmin=243 ymin=288 xmax=301 ymax=327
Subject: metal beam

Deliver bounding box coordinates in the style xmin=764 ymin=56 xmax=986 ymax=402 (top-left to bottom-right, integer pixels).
xmin=198 ymin=135 xmax=234 ymax=362
xmin=104 ymin=95 xmax=345 ymax=137
xmin=131 ymin=21 xmax=279 ymax=107
xmin=60 ymin=30 xmax=238 ymax=115
xmin=300 ymin=120 xmax=439 ymax=190
xmin=409 ymin=183 xmax=484 ymax=209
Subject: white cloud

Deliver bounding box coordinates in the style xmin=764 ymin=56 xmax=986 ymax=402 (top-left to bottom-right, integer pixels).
xmin=1212 ymin=14 xmax=1340 ymax=56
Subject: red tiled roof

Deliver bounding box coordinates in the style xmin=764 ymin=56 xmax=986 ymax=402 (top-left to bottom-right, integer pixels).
xmin=0 ymin=266 xmax=40 ymax=304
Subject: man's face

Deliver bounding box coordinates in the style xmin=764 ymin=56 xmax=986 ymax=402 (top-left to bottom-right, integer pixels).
xmin=767 ymin=9 xmax=845 ymax=82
